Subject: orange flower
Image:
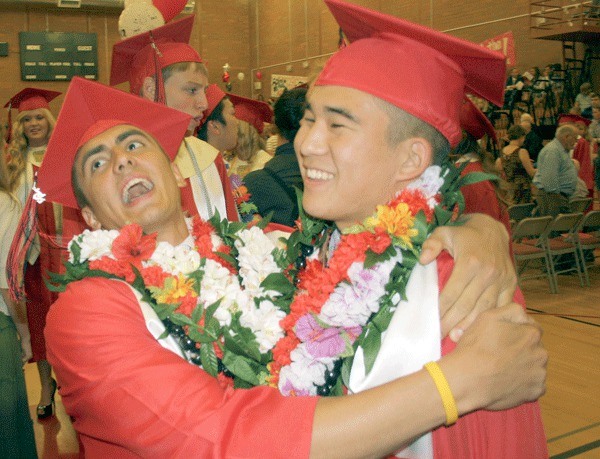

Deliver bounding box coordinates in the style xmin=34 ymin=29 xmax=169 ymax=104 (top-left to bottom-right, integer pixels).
xmin=393 ymin=189 xmax=434 ymax=222
xmin=90 ymin=258 xmax=134 ymax=282
xmin=141 ymin=265 xmax=169 ymax=288
xmin=156 ymin=275 xmax=196 ymax=305
xmin=367 ymin=202 xmax=417 ymax=246
xmin=272 ymin=333 xmax=300 ymax=366
xmin=111 ymin=224 xmax=157 ymax=268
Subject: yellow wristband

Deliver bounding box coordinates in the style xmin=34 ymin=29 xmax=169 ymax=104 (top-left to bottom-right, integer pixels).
xmin=424 ymin=361 xmax=458 ymax=426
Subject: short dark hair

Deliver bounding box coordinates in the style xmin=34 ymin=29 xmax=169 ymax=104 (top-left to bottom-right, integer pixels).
xmin=273 ymin=88 xmax=307 ymax=142
xmin=374 ymin=98 xmax=450 ymax=165
xmin=197 ymin=98 xmax=228 ymax=142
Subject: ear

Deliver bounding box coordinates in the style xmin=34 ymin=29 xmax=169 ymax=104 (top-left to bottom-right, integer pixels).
xmin=81 ymin=206 xmax=102 ymax=230
xmin=208 ymin=120 xmax=220 ymax=135
xmin=141 ymin=76 xmax=156 ymax=100
xmin=170 ymin=162 xmax=186 ymax=188
xmin=393 ymin=137 xmax=433 ymax=185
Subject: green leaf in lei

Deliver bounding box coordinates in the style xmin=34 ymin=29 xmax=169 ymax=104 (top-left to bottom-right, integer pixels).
xmin=260 ymin=272 xmax=295 ymax=303
xmin=200 ymin=341 xmax=219 ymax=377
xmin=363 ymin=244 xmax=396 ymax=269
xmin=229 ymin=317 xmax=264 ymax=362
xmin=222 ymin=352 xmax=262 ymax=386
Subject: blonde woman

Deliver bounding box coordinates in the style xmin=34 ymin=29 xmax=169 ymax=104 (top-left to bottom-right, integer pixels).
xmin=6 ymin=88 xmax=87 ymax=420
xmin=0 ymin=141 xmax=37 ymax=456
xmin=226 ymin=120 xmax=272 ymax=178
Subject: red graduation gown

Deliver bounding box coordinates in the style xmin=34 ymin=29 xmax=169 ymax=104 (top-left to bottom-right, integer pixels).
xmin=45 ymin=277 xmax=316 ymax=458
xmin=432 ymin=253 xmax=548 ymax=459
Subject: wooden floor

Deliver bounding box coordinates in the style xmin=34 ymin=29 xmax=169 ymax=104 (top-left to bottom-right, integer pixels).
xmin=24 ymin=257 xmax=600 ymax=458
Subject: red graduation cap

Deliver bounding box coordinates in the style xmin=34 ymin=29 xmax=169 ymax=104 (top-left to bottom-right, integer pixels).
xmin=200 ymin=85 xmax=273 ymax=133
xmin=199 ymin=84 xmax=226 ymax=126
xmin=460 ymin=97 xmax=497 ymax=143
xmin=228 ymin=93 xmax=273 ymax=133
xmin=110 ymin=15 xmax=201 ymax=100
xmin=4 ymin=87 xmax=61 ymax=112
xmin=4 ymin=88 xmax=61 ymax=143
xmin=317 ymin=0 xmax=506 ymax=146
xmin=557 ymin=113 xmax=591 ymax=127
xmin=37 ymin=77 xmax=191 ymax=209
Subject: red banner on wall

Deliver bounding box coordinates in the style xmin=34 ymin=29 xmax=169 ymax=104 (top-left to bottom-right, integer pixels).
xmin=481 ymin=32 xmax=516 ymax=67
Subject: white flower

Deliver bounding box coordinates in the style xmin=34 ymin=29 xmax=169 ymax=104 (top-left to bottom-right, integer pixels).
xmin=199 ymin=259 xmax=245 ymax=327
xmin=73 ymin=228 xmax=119 ymax=262
xmin=236 ymin=227 xmax=280 ymax=297
xmin=239 ymin=300 xmax=285 ymax=353
xmin=151 ymin=240 xmax=201 ymax=275
xmin=278 ymin=345 xmax=335 ymax=395
xmin=407 ymin=165 xmax=444 ymax=208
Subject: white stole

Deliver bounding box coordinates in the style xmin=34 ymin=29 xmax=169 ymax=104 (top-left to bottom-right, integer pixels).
xmin=175 ymin=137 xmax=228 ymax=221
xmin=349 ymin=262 xmax=441 ymax=459
xmin=126 ymin=283 xmax=186 ymax=359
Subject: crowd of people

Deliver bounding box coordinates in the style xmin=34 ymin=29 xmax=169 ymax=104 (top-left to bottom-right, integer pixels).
xmin=468 ymin=63 xmax=600 ymax=215
xmin=0 ymin=0 xmax=560 ymax=457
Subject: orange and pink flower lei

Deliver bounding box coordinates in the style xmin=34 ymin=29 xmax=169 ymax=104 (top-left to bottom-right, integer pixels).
xmin=54 ymin=164 xmax=457 ymax=397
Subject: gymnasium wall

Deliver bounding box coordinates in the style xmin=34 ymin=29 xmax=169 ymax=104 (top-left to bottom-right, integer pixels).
xmin=0 ymin=0 xmax=583 ymax=118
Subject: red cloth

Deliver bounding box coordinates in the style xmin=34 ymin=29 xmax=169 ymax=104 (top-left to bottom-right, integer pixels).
xmin=433 ymin=253 xmax=548 ymax=459
xmin=214 ymin=153 xmax=240 ymax=222
xmin=45 ymin=277 xmax=317 ymax=457
xmin=179 ymin=153 xmax=240 ymax=222
xmin=25 ymin=168 xmax=88 ymax=361
xmin=460 ymin=161 xmax=511 ymax=235
xmin=572 ymin=137 xmax=594 ymax=190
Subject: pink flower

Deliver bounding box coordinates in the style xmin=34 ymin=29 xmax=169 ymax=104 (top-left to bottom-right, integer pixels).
xmin=295 ymin=314 xmax=345 ymax=358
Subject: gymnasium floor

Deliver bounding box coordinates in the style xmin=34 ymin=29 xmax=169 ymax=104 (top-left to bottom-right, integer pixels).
xmin=23 ymin=255 xmax=600 ymax=458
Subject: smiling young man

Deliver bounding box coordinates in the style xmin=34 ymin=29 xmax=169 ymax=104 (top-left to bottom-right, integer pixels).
xmin=35 ymin=76 xmax=547 ymax=459
xmin=110 ymin=15 xmax=238 ymax=222
xmin=291 ymin=1 xmax=547 ymax=456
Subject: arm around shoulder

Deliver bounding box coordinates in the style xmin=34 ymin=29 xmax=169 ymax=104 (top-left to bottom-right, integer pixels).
xmin=310 ymin=303 xmax=546 ymax=458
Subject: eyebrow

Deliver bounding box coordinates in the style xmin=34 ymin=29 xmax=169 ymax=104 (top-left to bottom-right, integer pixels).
xmin=79 ymin=128 xmax=153 ymax=175
xmin=305 ymin=102 xmax=359 ymax=123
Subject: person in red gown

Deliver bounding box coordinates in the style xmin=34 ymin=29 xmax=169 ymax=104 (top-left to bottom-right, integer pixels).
xmin=5 ymin=88 xmax=88 ymax=420
xmin=558 ymin=114 xmax=594 ymax=209
xmin=292 ymin=1 xmax=547 ymax=456
xmin=37 ymin=74 xmax=547 ymax=458
xmin=455 ymin=97 xmax=511 ymax=235
xmin=110 ymin=16 xmax=239 ymax=222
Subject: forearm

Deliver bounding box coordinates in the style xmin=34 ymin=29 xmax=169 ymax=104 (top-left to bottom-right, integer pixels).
xmin=1 ymin=288 xmax=29 ymax=339
xmin=311 ymin=351 xmax=496 ymax=459
xmin=312 ymin=368 xmax=447 ymax=458
xmin=312 ymin=303 xmax=547 ymax=458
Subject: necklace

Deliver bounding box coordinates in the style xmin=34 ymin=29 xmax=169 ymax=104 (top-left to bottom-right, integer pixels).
xmin=53 ymin=162 xmax=467 ymax=396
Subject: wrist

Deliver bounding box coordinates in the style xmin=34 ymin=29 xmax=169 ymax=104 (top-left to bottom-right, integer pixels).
xmin=436 ymin=353 xmax=483 ymax=416
xmin=14 ymin=322 xmax=31 ymax=340
xmin=424 ymin=361 xmax=458 ymax=425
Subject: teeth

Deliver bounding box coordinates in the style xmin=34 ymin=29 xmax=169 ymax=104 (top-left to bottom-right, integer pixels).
xmin=306 ymin=168 xmax=334 ymax=180
xmin=122 ymin=178 xmax=154 ymax=204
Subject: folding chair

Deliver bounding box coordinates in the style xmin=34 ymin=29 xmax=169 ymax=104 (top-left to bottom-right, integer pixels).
xmin=569 ymin=197 xmax=592 ymax=213
xmin=511 ymin=216 xmax=555 ymax=293
xmin=546 ymin=212 xmax=586 ymax=292
xmin=577 ymin=210 xmax=600 ymax=285
xmin=507 ymin=202 xmax=536 ymax=223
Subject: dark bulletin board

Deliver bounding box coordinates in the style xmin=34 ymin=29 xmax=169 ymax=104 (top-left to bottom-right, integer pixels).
xmin=19 ymin=32 xmax=98 ymax=82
